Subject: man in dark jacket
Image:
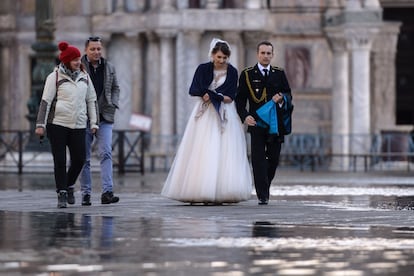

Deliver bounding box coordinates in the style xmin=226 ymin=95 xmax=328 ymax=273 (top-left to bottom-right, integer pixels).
xmin=236 ymin=41 xmax=292 ymax=205
xmin=79 ymin=36 xmax=120 ymax=206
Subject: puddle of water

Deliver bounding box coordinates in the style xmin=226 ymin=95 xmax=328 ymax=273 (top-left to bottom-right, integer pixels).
xmin=1 ymin=211 xmax=414 ymax=275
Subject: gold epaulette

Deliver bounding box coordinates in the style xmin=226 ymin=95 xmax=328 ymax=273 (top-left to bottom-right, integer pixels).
xmin=271 ymin=65 xmax=284 ymax=71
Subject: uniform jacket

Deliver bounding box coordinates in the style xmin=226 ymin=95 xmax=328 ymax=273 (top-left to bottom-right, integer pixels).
xmin=236 ymin=64 xmax=292 ymax=135
xmin=36 ymin=65 xmax=99 ymax=130
xmin=81 ymin=55 xmax=120 ymax=123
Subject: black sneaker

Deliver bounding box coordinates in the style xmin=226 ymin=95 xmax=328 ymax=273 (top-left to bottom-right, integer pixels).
xmin=82 ymin=194 xmax=91 ymax=206
xmin=101 ymin=192 xmax=119 ymax=204
xmin=258 ymin=198 xmax=269 ymax=205
xmin=57 ymin=191 xmax=67 ymax=208
xmin=67 ymin=188 xmax=75 ymax=205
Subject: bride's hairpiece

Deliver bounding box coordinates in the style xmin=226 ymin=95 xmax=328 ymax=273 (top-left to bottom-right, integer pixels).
xmin=208 ymin=38 xmax=232 ymax=62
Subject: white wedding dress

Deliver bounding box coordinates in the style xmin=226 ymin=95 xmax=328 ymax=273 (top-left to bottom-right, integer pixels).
xmin=161 ymin=74 xmax=252 ymax=204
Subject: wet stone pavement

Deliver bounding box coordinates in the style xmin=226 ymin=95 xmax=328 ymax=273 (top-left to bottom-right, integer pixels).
xmin=1 ymin=170 xmax=414 ymax=275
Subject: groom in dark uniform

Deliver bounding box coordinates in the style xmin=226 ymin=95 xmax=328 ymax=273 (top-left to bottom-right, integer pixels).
xmin=236 ymin=41 xmax=292 ymax=205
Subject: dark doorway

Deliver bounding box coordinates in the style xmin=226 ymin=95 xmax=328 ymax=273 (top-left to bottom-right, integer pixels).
xmin=383 ymin=8 xmax=414 ymax=125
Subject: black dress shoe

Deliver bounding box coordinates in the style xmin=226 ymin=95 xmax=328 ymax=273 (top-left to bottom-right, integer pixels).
xmin=82 ymin=194 xmax=91 ymax=206
xmin=258 ymin=199 xmax=268 ymax=205
xmin=101 ymin=192 xmax=119 ymax=204
xmin=67 ymin=188 xmax=75 ymax=205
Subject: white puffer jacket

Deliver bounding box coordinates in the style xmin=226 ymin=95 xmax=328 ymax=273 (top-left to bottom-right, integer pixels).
xmin=36 ymin=66 xmax=99 ymax=130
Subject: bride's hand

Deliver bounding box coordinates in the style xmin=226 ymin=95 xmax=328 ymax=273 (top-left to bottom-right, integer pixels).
xmin=202 ymin=93 xmax=210 ymax=102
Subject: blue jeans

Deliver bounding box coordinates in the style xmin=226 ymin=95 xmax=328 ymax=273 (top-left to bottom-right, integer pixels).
xmin=80 ymin=122 xmax=114 ymax=195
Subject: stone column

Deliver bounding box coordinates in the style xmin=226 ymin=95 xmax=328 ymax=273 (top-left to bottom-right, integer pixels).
xmin=176 ymin=0 xmax=189 ymax=9
xmin=371 ymin=22 xmax=401 ymax=133
xmin=345 ymin=27 xmax=378 ymax=161
xmin=206 ymin=0 xmax=220 ymax=9
xmin=242 ymin=32 xmax=263 ymax=68
xmin=223 ymin=31 xmax=241 ymax=69
xmin=346 ymin=0 xmax=362 ymax=10
xmin=325 ymin=29 xmax=350 ymax=170
xmin=110 ymin=34 xmax=133 ymax=130
xmin=175 ymin=30 xmax=201 ymax=136
xmin=144 ymin=32 xmax=161 ymax=147
xmin=130 ymin=34 xmax=144 ymax=114
xmin=160 ymin=0 xmax=175 ymax=11
xmin=157 ymin=30 xmax=177 ymax=149
xmin=244 ymin=0 xmax=262 ymax=9
xmin=363 ymin=0 xmax=380 ymax=8
xmin=0 ymin=43 xmax=11 ymax=130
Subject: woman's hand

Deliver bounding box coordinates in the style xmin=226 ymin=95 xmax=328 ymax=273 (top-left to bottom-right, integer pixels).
xmin=35 ymin=127 xmax=44 ymax=137
xmin=202 ymin=93 xmax=210 ymax=102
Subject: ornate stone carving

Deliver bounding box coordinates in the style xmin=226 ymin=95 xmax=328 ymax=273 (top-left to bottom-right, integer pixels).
xmin=345 ymin=27 xmax=379 ymax=50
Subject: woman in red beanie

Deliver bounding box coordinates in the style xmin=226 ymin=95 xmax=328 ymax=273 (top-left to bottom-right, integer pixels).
xmin=35 ymin=41 xmax=99 ymax=208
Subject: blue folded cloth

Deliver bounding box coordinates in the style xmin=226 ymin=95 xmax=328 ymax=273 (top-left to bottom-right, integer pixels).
xmin=256 ymin=95 xmax=293 ymax=135
xmin=256 ymin=101 xmax=278 ymax=134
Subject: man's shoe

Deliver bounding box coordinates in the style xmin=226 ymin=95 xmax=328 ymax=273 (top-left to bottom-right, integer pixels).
xmin=258 ymin=199 xmax=268 ymax=205
xmin=101 ymin=192 xmax=120 ymax=204
xmin=67 ymin=188 xmax=75 ymax=205
xmin=82 ymin=194 xmax=91 ymax=206
xmin=57 ymin=190 xmax=67 ymax=208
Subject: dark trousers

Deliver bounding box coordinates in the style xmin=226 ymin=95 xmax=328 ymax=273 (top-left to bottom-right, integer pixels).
xmin=47 ymin=124 xmax=86 ymax=192
xmin=250 ymin=127 xmax=282 ymax=201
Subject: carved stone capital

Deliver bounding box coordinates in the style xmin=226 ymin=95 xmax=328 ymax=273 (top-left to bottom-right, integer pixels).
xmin=372 ymin=22 xmax=401 ymax=54
xmin=223 ymin=31 xmax=241 ymax=44
xmin=242 ymin=31 xmax=267 ymax=48
xmin=156 ymin=29 xmax=177 ymax=39
xmin=345 ymin=26 xmax=379 ymax=50
xmin=325 ymin=27 xmax=347 ymax=52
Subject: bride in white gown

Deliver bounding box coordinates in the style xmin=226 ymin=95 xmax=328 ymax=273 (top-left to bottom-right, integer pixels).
xmin=161 ymin=38 xmax=252 ymax=204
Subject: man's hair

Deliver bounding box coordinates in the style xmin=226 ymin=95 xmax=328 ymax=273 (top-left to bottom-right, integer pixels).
xmin=256 ymin=41 xmax=273 ymax=53
xmin=85 ymin=36 xmax=102 ymax=48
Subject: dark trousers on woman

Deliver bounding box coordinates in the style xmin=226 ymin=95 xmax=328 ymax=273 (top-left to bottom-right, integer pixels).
xmin=250 ymin=127 xmax=282 ymax=201
xmin=47 ymin=124 xmax=86 ymax=192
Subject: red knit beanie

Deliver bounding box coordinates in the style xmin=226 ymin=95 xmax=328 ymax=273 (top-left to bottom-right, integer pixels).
xmin=58 ymin=41 xmax=81 ymax=64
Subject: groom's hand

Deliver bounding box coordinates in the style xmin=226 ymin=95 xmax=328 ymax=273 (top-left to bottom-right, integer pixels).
xmin=245 ymin=115 xmax=256 ymax=126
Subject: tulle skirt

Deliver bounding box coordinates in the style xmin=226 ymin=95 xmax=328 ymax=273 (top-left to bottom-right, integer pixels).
xmin=161 ymin=99 xmax=253 ymax=203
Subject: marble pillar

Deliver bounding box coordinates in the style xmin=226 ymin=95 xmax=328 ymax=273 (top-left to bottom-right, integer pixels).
xmin=110 ymin=35 xmax=133 ymax=130
xmin=206 ymin=0 xmax=220 ymax=9
xmin=0 ymin=43 xmax=11 ymax=130
xmin=325 ymin=29 xmax=350 ymax=170
xmin=160 ymin=0 xmax=175 ymax=11
xmin=242 ymin=32 xmax=263 ymax=68
xmin=175 ymin=30 xmax=201 ymax=136
xmin=223 ymin=31 xmax=241 ymax=70
xmin=345 ymin=27 xmax=378 ymax=161
xmin=145 ymin=32 xmax=161 ymax=140
xmin=130 ymin=35 xmax=144 ymax=114
xmin=157 ymin=30 xmax=176 ymax=149
xmin=371 ymin=22 xmax=400 ymax=133
xmin=346 ymin=0 xmax=362 ymax=10
xmin=244 ymin=0 xmax=262 ymax=9
xmin=363 ymin=0 xmax=380 ymax=8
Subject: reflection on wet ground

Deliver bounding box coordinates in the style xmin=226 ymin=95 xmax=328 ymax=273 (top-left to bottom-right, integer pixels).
xmin=1 ymin=171 xmax=414 ymax=275
xmin=1 ymin=211 xmax=414 ymax=275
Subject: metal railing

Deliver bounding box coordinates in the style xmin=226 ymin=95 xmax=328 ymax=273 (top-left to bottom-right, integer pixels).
xmin=0 ymin=130 xmax=144 ymax=174
xmin=0 ymin=130 xmax=413 ymax=173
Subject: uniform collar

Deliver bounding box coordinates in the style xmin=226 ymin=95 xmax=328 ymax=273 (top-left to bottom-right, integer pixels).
xmin=257 ymin=63 xmax=270 ymax=75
